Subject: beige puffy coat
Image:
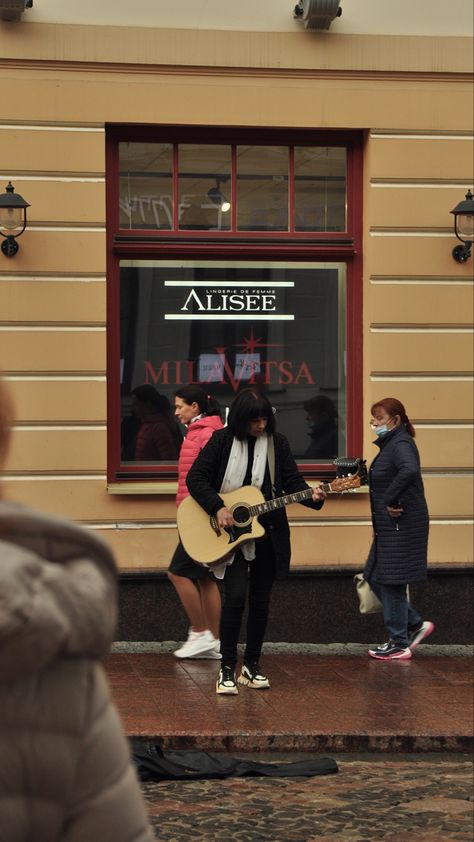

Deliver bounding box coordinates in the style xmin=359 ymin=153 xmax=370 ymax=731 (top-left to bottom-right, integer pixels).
xmin=0 ymin=501 xmax=154 ymax=842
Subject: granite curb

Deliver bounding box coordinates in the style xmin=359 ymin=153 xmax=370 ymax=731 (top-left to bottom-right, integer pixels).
xmin=112 ymin=641 xmax=474 ymax=657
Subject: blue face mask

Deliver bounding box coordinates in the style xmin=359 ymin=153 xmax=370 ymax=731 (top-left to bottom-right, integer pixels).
xmin=374 ymin=424 xmax=390 ymax=437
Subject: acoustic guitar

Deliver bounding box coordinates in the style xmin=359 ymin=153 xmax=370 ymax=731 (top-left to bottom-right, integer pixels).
xmin=177 ymin=463 xmax=367 ymax=567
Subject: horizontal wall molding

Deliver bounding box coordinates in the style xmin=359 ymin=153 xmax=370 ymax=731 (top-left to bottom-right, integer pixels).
xmin=0 ymin=274 xmax=105 ymax=282
xmin=1 ymin=58 xmax=472 ymax=83
xmin=371 ymin=373 xmax=473 ymax=380
xmin=0 ymin=121 xmax=104 ymax=131
xmin=370 ymin=277 xmax=473 ymax=285
xmin=2 ymin=473 xmax=107 ymax=481
xmin=0 ymin=326 xmax=105 ymax=332
xmin=370 ymin=130 xmax=474 ymax=139
xmin=370 ymin=230 xmax=454 ymax=237
xmin=13 ymin=424 xmax=106 ymax=431
xmin=371 ymin=179 xmax=472 ymax=187
xmin=26 ymin=226 xmax=104 ymax=234
xmin=370 ymin=326 xmax=473 ymax=332
xmin=1 ymin=322 xmax=105 ymax=328
xmin=0 ymin=173 xmax=105 ymax=182
xmin=3 ymin=373 xmax=106 ymax=379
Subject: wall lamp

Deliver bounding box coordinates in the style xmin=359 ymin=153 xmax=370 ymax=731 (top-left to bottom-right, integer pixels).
xmin=207 ymin=179 xmax=231 ymax=213
xmin=0 ymin=0 xmax=33 ymax=22
xmin=450 ymin=189 xmax=474 ymax=264
xmin=0 ymin=182 xmax=30 ymax=258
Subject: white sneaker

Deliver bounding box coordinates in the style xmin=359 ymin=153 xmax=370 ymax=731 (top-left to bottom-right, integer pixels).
xmin=174 ymin=629 xmax=219 ymax=659
xmin=198 ymin=640 xmax=222 ymax=660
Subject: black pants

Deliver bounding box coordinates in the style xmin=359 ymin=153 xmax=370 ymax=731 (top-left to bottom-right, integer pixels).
xmin=220 ymin=539 xmax=276 ymax=667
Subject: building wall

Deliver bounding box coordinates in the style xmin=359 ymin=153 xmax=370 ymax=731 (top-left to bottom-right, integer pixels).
xmin=0 ymin=10 xmax=472 ymax=574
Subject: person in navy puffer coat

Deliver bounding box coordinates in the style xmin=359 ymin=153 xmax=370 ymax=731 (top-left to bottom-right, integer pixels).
xmin=364 ymin=397 xmax=434 ymax=661
xmin=168 ymin=385 xmax=224 ymax=660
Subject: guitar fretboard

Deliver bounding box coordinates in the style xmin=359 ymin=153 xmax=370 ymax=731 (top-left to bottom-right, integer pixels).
xmin=249 ymin=483 xmax=332 ymax=517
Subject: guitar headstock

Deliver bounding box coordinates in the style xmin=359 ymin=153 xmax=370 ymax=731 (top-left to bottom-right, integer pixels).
xmin=329 ymin=474 xmax=362 ymax=493
xmin=330 ymin=457 xmax=368 ymax=493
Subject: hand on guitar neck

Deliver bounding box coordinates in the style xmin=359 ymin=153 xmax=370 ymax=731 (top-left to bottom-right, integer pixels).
xmin=215 ymin=484 xmax=327 ymax=529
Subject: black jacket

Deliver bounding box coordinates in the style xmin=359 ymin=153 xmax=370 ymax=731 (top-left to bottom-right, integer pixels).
xmin=364 ymin=425 xmax=429 ymax=585
xmin=186 ymin=428 xmax=324 ymax=580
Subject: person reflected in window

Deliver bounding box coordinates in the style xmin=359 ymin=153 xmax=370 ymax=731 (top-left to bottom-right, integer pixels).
xmin=303 ymin=395 xmax=338 ymax=459
xmin=131 ymin=384 xmax=182 ymax=461
xmin=120 ymin=411 xmax=141 ymax=461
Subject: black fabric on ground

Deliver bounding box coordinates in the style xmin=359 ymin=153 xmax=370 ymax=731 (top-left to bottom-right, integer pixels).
xmin=131 ymin=741 xmax=338 ymax=782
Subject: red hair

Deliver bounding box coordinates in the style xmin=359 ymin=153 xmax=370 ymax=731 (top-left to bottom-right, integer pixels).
xmin=371 ymin=397 xmax=415 ymax=437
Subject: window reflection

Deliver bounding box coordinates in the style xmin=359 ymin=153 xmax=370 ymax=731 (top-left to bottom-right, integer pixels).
xmin=119 ymin=143 xmax=173 ymax=229
xmin=294 ymin=147 xmax=346 ymax=231
xmin=178 ymin=145 xmax=231 ymax=230
xmin=119 ymin=260 xmax=346 ymax=464
xmin=237 ymin=146 xmax=288 ymax=231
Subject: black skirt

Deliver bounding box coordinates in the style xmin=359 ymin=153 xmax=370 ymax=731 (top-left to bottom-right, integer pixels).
xmin=168 ymin=541 xmax=215 ymax=581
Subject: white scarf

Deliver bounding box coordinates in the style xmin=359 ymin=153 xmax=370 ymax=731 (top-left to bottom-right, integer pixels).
xmin=212 ymin=434 xmax=268 ymax=579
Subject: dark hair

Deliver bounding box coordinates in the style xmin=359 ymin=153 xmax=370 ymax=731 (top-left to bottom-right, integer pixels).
xmin=227 ymin=388 xmax=276 ymax=441
xmin=303 ymin=395 xmax=338 ymax=421
xmin=371 ymin=397 xmax=416 ymax=438
xmin=174 ymin=385 xmax=221 ymax=418
xmin=132 ymin=385 xmax=171 ymax=413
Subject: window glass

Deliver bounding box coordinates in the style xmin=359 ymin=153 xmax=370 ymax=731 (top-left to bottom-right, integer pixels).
xmin=237 ymin=147 xmax=288 ymax=231
xmin=120 ymin=260 xmax=346 ymax=464
xmin=294 ymin=147 xmax=347 ymax=231
xmin=119 ymin=142 xmax=173 ymax=229
xmin=178 ymin=145 xmax=231 ymax=230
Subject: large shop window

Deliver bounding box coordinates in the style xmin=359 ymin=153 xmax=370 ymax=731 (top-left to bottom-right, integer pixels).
xmin=107 ymin=127 xmax=362 ymax=484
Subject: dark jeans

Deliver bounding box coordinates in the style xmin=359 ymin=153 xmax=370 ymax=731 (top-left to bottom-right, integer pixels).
xmin=370 ymin=580 xmax=422 ymax=647
xmin=220 ymin=540 xmax=276 ymax=667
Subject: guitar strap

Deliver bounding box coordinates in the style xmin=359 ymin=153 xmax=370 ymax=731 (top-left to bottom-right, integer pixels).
xmin=267 ymin=435 xmax=276 ymax=498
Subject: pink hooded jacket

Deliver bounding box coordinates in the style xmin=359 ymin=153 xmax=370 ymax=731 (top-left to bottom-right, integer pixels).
xmin=176 ymin=414 xmax=224 ymax=507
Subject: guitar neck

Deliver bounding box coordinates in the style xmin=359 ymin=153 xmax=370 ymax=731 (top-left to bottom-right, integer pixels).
xmin=250 ymin=483 xmax=333 ymax=517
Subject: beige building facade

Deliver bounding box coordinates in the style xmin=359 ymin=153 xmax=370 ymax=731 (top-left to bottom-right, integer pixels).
xmin=0 ymin=2 xmax=472 ymax=594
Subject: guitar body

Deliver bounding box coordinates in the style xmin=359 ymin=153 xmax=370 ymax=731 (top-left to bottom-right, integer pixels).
xmin=177 ymin=486 xmax=267 ymax=566
xmin=176 ymin=462 xmax=367 ymax=567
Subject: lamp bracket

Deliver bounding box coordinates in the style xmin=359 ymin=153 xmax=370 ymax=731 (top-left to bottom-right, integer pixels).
xmin=1 ymin=236 xmax=19 ymax=258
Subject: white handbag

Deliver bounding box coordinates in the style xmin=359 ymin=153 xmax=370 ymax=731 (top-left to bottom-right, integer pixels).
xmin=354 ymin=573 xmax=383 ymax=614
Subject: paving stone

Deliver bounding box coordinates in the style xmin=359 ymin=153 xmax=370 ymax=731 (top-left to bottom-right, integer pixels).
xmin=139 ymin=758 xmax=473 ymax=841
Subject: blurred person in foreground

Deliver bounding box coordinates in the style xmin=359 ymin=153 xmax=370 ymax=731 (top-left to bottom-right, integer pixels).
xmin=0 ymin=380 xmax=154 ymax=842
xmin=365 ymin=397 xmax=434 ymax=661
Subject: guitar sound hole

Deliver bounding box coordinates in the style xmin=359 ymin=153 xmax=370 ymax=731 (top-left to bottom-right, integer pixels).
xmin=232 ymin=505 xmax=250 ymax=526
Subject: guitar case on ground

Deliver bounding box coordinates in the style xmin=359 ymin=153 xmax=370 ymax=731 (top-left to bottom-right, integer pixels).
xmin=131 ymin=740 xmax=338 ymax=782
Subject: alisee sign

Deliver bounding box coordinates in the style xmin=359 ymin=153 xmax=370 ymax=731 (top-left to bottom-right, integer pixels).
xmin=163 ymin=281 xmax=295 ymax=320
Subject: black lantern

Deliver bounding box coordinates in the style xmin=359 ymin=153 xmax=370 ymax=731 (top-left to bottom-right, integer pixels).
xmin=450 ymin=189 xmax=474 ymax=264
xmin=0 ymin=182 xmax=30 ymax=257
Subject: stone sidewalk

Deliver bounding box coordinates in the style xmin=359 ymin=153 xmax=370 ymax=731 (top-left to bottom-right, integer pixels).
xmin=105 ymin=645 xmax=473 ymax=753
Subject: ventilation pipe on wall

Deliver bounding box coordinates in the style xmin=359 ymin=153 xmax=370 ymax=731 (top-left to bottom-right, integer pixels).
xmin=294 ymin=0 xmax=342 ymax=31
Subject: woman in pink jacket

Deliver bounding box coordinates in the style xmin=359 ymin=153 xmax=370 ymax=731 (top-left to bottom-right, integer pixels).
xmin=168 ymin=385 xmax=224 ymax=659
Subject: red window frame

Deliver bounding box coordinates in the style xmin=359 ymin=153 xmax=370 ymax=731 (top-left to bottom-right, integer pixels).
xmin=106 ymin=125 xmax=363 ymax=483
